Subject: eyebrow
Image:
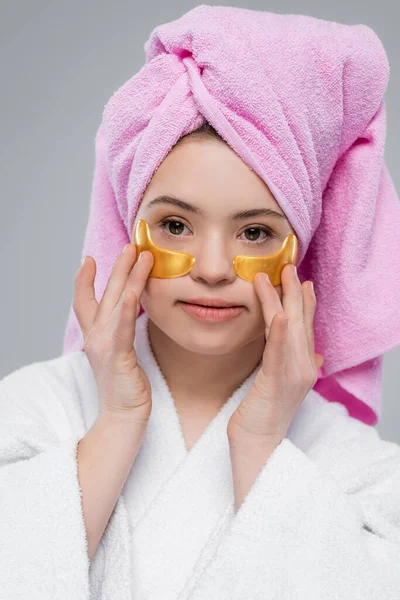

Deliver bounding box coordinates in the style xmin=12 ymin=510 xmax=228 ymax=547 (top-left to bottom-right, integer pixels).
xmin=146 ymin=195 xmax=288 ymax=222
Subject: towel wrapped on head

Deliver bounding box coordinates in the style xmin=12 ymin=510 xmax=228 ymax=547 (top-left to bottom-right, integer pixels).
xmin=62 ymin=5 xmax=400 ymax=426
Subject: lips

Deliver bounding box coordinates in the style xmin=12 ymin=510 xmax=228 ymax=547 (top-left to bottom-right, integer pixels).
xmin=179 ymin=301 xmax=245 ymax=322
xmin=181 ymin=299 xmax=243 ymax=308
xmin=184 ymin=302 xmax=235 ymax=308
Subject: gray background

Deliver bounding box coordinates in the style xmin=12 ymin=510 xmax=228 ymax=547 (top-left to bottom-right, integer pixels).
xmin=1 ymin=1 xmax=399 ymax=443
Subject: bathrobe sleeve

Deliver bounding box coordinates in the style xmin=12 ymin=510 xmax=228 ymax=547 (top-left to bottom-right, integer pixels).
xmin=178 ymin=422 xmax=400 ymax=600
xmin=0 ymin=366 xmax=90 ymax=599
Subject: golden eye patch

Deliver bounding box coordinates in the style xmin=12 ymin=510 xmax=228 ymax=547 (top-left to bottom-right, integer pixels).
xmin=132 ymin=218 xmax=298 ymax=285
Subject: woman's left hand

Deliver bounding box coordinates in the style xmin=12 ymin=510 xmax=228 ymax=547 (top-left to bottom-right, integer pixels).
xmin=227 ymin=264 xmax=324 ymax=448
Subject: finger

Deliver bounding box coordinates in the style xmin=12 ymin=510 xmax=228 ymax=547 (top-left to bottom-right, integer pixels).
xmin=111 ymin=289 xmax=140 ymax=355
xmin=73 ymin=256 xmax=99 ymax=338
xmin=95 ymin=244 xmax=137 ymax=323
xmin=303 ymin=281 xmax=318 ymax=367
xmin=109 ymin=253 xmax=153 ymax=351
xmin=281 ymin=264 xmax=311 ymax=360
xmin=281 ymin=264 xmax=304 ymax=324
xmin=262 ymin=311 xmax=289 ymax=377
xmin=112 ymin=250 xmax=154 ymax=319
xmin=97 ymin=245 xmax=151 ymax=323
xmin=253 ymin=272 xmax=283 ymax=338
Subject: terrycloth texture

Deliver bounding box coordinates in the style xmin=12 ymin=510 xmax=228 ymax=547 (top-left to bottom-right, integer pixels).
xmin=2 ymin=311 xmax=400 ymax=598
xmin=61 ymin=5 xmax=400 ymax=427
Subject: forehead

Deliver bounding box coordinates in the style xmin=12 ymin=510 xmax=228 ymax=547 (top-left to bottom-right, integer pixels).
xmin=141 ymin=137 xmax=290 ymax=223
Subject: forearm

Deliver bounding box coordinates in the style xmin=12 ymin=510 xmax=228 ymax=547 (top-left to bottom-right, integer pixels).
xmin=228 ymin=436 xmax=278 ymax=513
xmin=77 ymin=413 xmax=148 ymax=561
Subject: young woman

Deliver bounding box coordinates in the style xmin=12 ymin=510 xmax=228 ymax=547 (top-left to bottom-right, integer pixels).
xmin=2 ymin=6 xmax=400 ymax=599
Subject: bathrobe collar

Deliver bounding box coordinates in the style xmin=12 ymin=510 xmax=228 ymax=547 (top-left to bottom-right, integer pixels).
xmin=84 ymin=312 xmax=313 ymax=598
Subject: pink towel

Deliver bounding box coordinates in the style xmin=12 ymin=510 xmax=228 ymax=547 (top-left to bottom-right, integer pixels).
xmin=62 ymin=6 xmax=400 ymax=426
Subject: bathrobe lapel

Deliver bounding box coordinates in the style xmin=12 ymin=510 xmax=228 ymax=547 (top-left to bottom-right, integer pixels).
xmin=121 ymin=312 xmax=262 ymax=598
xmin=83 ymin=312 xmax=262 ymax=599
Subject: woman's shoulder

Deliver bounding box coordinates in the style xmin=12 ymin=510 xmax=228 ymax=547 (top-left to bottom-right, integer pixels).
xmin=0 ymin=351 xmax=93 ymax=437
xmin=292 ymin=389 xmax=400 ymax=487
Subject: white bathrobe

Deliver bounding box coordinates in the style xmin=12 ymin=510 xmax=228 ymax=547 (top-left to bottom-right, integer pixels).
xmin=1 ymin=311 xmax=400 ymax=599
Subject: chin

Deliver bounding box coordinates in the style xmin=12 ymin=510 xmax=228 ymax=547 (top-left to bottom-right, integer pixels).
xmin=174 ymin=315 xmax=259 ymax=354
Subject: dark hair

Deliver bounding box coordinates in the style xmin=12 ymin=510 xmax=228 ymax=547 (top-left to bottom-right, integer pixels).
xmin=175 ymin=121 xmax=224 ymax=146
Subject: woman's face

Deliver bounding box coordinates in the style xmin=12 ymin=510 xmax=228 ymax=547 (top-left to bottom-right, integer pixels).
xmin=135 ymin=134 xmax=296 ymax=356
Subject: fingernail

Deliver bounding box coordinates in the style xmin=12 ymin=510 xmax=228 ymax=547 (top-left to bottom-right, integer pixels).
xmin=138 ymin=251 xmax=144 ymax=262
xmin=309 ymin=281 xmax=314 ymax=292
xmin=262 ymin=273 xmax=270 ymax=284
xmin=81 ymin=256 xmax=87 ymax=267
xmin=122 ymin=244 xmax=130 ymax=254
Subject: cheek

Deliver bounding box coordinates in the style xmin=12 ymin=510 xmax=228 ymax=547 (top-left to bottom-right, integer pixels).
xmin=141 ymin=277 xmax=181 ymax=304
xmin=142 ymin=278 xmax=162 ymax=303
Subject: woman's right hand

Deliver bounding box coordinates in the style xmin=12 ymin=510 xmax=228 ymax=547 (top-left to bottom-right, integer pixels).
xmin=73 ymin=243 xmax=154 ymax=423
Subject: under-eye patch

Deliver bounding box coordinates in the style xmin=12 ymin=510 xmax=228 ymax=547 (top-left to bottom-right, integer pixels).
xmin=132 ymin=219 xmax=298 ymax=285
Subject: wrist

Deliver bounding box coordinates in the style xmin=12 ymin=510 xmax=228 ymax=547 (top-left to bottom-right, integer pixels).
xmin=228 ymin=434 xmax=280 ymax=513
xmin=98 ymin=408 xmax=150 ymax=428
xmin=227 ymin=423 xmax=282 ymax=452
xmin=228 ymin=434 xmax=282 ymax=455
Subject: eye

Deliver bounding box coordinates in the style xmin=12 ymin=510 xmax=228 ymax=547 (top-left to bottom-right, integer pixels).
xmin=158 ymin=219 xmax=275 ymax=246
xmin=242 ymin=227 xmax=274 ymax=245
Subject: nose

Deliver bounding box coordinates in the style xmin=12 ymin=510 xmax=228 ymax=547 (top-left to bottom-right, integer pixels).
xmin=189 ymin=235 xmax=237 ymax=285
